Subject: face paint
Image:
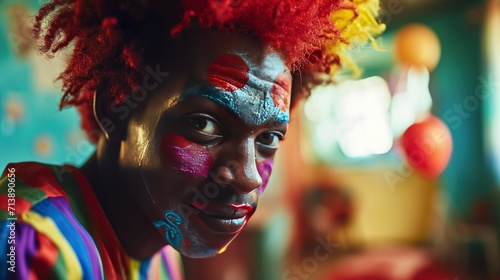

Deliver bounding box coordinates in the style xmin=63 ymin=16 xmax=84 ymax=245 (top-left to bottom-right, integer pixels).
xmin=153 ymin=210 xmax=183 ymax=247
xmin=270 ymin=71 xmax=292 ymax=112
xmin=207 ymin=54 xmax=249 ymax=92
xmin=183 ymin=52 xmax=291 ymax=126
xmin=126 ymin=31 xmax=292 ymax=258
xmin=257 ymin=159 xmax=273 ymax=195
xmin=160 ymin=133 xmax=213 ymax=178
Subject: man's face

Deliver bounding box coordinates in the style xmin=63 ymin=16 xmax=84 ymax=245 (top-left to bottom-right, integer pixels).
xmin=118 ymin=30 xmax=292 ymax=257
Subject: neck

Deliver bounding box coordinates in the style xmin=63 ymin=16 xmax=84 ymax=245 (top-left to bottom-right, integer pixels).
xmin=79 ymin=142 xmax=167 ymax=259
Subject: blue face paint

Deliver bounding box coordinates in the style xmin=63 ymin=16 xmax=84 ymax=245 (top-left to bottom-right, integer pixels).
xmin=183 ymin=84 xmax=289 ymax=125
xmin=154 ymin=210 xmax=183 ymax=247
xmin=182 ymin=52 xmax=290 ymax=126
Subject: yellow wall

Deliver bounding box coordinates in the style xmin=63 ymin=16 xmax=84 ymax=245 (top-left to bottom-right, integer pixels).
xmin=317 ymin=167 xmax=438 ymax=247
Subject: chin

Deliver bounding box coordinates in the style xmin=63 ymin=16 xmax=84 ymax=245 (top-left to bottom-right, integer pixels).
xmin=176 ymin=243 xmax=220 ymax=258
xmin=174 ymin=202 xmax=253 ymax=257
xmin=173 ymin=230 xmax=241 ymax=258
xmin=155 ymin=204 xmax=254 ymax=258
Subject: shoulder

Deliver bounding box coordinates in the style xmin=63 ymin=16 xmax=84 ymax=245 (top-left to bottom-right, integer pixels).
xmin=0 ymin=162 xmax=104 ymax=279
xmin=0 ymin=162 xmax=76 ymax=219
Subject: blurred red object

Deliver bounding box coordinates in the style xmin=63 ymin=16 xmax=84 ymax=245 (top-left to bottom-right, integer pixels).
xmin=400 ymin=115 xmax=452 ymax=179
xmin=320 ymin=247 xmax=455 ymax=280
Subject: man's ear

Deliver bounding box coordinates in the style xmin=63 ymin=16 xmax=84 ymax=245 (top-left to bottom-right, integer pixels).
xmin=93 ymin=90 xmax=128 ymax=142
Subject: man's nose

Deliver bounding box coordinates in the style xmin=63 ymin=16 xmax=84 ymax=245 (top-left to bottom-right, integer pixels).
xmin=213 ymin=139 xmax=262 ymax=194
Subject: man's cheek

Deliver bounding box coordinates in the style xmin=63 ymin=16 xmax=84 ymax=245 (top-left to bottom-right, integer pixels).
xmin=257 ymin=159 xmax=274 ymax=195
xmin=160 ymin=133 xmax=213 ymax=178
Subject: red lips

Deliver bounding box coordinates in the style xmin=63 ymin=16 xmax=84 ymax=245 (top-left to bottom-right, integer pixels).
xmin=191 ymin=202 xmax=254 ymax=219
xmin=190 ymin=202 xmax=255 ymax=233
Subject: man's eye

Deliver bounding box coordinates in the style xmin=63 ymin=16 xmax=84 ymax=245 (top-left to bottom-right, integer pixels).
xmin=188 ymin=116 xmax=220 ymax=136
xmin=180 ymin=114 xmax=223 ymax=143
xmin=256 ymin=132 xmax=283 ymax=149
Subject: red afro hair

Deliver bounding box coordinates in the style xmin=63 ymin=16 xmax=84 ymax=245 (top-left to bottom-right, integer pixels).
xmin=33 ymin=0 xmax=384 ymax=143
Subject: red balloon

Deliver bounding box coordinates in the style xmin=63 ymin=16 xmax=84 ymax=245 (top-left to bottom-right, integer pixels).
xmin=400 ymin=115 xmax=453 ymax=179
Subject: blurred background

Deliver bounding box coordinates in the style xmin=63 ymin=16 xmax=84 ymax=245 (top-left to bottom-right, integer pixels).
xmin=1 ymin=0 xmax=499 ymax=279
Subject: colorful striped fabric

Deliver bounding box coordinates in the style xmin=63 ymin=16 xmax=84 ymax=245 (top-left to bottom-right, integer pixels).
xmin=0 ymin=162 xmax=184 ymax=280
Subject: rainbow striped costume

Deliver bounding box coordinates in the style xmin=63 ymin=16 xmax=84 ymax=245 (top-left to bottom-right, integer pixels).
xmin=0 ymin=162 xmax=184 ymax=280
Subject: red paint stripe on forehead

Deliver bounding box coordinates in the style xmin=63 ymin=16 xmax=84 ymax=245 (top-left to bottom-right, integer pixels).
xmin=207 ymin=54 xmax=250 ymax=92
xmin=271 ymin=71 xmax=292 ymax=112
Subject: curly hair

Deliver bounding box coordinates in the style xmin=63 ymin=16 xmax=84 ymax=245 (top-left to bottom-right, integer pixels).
xmin=33 ymin=0 xmax=384 ymax=142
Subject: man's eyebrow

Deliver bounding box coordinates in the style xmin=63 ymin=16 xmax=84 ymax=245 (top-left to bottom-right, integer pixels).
xmin=180 ymin=84 xmax=246 ymax=120
xmin=268 ymin=117 xmax=290 ymax=128
xmin=182 ymin=84 xmax=233 ymax=107
xmin=182 ymin=82 xmax=290 ymax=125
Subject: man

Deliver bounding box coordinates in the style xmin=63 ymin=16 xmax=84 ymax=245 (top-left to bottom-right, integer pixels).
xmin=0 ymin=0 xmax=384 ymax=278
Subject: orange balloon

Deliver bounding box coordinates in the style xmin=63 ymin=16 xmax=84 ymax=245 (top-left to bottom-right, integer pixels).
xmin=400 ymin=115 xmax=452 ymax=179
xmin=394 ymin=24 xmax=441 ymax=71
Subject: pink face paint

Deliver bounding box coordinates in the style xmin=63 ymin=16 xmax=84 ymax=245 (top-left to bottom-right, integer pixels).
xmin=207 ymin=54 xmax=249 ymax=92
xmin=160 ymin=133 xmax=213 ymax=178
xmin=256 ymin=159 xmax=274 ymax=195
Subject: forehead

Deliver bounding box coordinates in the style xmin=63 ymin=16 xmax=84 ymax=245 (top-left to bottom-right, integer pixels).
xmin=182 ymin=50 xmax=291 ymax=125
xmin=146 ymin=29 xmax=293 ymax=126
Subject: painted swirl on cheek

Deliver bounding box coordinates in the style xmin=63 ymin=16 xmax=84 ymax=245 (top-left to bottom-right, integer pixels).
xmin=257 ymin=159 xmax=274 ymax=195
xmin=154 ymin=210 xmax=183 ymax=247
xmin=160 ymin=133 xmax=213 ymax=178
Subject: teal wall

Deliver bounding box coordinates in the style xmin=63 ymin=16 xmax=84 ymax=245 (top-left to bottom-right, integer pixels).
xmin=383 ymin=1 xmax=500 ymax=229
xmin=430 ymin=9 xmax=495 ymax=217
xmin=0 ymin=0 xmax=94 ymax=170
